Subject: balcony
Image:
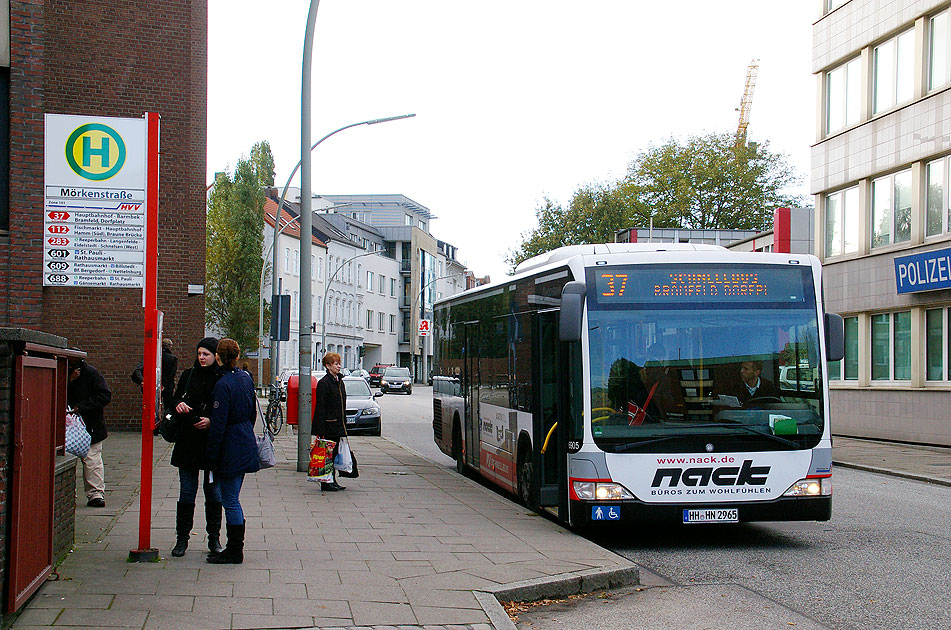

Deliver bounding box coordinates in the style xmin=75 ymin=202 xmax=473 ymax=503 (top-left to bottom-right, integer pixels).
xmin=399 ymin=296 xmax=410 ymax=310
xmin=400 ymin=259 xmax=412 ymax=274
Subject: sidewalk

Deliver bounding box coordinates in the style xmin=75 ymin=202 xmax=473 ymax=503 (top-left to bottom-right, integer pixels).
xmin=13 ymin=431 xmax=636 ymax=630
xmin=832 ymin=435 xmax=951 ymax=486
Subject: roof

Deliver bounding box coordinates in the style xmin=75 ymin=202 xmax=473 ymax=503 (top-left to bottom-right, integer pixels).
xmin=263 ymin=198 xmax=327 ymax=248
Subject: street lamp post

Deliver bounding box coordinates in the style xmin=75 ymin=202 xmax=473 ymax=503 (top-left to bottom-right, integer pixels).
xmin=321 ymin=250 xmax=386 ymax=355
xmin=410 ymin=272 xmax=466 ymax=383
xmin=263 ymin=113 xmax=414 ymax=390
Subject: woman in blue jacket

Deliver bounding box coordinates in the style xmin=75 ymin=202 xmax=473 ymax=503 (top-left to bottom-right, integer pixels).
xmin=204 ymin=338 xmax=259 ymax=564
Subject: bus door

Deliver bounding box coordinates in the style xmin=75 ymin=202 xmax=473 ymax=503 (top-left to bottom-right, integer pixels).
xmin=463 ymin=322 xmax=480 ymax=471
xmin=533 ymin=310 xmax=568 ymax=515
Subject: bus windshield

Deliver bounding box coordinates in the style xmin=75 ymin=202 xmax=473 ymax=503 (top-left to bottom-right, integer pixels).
xmin=586 ymin=264 xmax=823 ymax=453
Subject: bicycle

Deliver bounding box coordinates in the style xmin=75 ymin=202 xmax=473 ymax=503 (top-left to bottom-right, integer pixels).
xmin=264 ymin=382 xmax=284 ymax=436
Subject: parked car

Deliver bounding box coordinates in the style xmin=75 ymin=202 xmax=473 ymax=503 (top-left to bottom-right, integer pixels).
xmin=343 ymin=376 xmax=383 ymax=435
xmin=380 ymin=366 xmax=412 ymax=395
xmin=350 ymin=368 xmax=370 ymax=379
xmin=368 ymin=364 xmax=394 ymax=388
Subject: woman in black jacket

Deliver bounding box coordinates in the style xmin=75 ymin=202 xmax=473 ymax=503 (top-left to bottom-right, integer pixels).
xmin=205 ymin=338 xmax=259 ymax=564
xmin=312 ymin=351 xmax=347 ymax=492
xmin=169 ymin=337 xmax=221 ymax=558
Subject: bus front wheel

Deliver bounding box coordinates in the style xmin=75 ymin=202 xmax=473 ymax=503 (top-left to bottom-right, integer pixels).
xmin=518 ymin=456 xmax=533 ymax=507
xmin=453 ymin=420 xmax=465 ymax=474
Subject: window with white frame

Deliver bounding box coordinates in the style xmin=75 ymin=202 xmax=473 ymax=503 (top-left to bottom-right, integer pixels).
xmin=871 ymin=169 xmax=912 ymax=247
xmin=826 ymin=57 xmax=861 ymax=133
xmin=871 ymin=311 xmax=911 ymax=381
xmin=874 ymin=29 xmax=914 ymax=114
xmin=390 ymin=314 xmax=395 ymax=333
xmin=824 ymin=185 xmax=860 ymax=257
xmin=284 ymin=248 xmax=291 ymax=273
xmin=379 ymin=274 xmax=385 ymax=294
xmin=378 ymin=312 xmax=385 ymax=332
xmin=367 ymin=271 xmax=374 ymax=289
xmin=366 ymin=309 xmax=373 ymax=329
xmin=390 ymin=278 xmax=396 ymax=297
xmin=931 ymin=9 xmax=951 ymax=91
xmin=318 ymin=257 xmax=323 ymax=280
xmin=311 ymin=255 xmax=315 ymax=276
xmin=292 ymin=291 xmax=298 ymax=315
xmin=828 ymin=316 xmax=859 ymax=380
xmin=357 ymin=264 xmax=362 ymax=288
xmin=316 ymin=296 xmax=322 ymax=322
xmin=924 ymin=307 xmax=951 ymax=382
xmin=926 ymin=157 xmax=951 ymax=237
xmin=404 ymin=214 xmax=413 ymax=226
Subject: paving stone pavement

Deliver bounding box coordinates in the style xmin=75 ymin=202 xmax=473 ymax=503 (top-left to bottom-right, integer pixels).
xmin=12 ymin=429 xmax=636 ymax=630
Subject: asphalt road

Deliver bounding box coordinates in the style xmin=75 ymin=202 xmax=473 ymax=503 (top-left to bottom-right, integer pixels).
xmin=376 ymin=386 xmax=951 ymax=630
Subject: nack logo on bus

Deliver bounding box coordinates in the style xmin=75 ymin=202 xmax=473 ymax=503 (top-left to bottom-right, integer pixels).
xmin=651 ymin=460 xmax=770 ymax=488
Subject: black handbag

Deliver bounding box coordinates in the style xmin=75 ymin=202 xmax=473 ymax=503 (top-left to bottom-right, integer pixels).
xmin=338 ymin=451 xmax=359 ymax=478
xmin=158 ymin=411 xmax=182 ymax=443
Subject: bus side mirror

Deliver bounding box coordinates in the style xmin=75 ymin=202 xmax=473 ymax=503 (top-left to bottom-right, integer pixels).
xmin=825 ymin=313 xmax=844 ymax=362
xmin=560 ymin=281 xmax=586 ymax=342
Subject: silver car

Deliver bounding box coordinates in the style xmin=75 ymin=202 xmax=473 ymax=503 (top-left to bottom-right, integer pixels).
xmin=380 ymin=366 xmax=412 ymax=394
xmin=343 ymin=376 xmax=383 ymax=435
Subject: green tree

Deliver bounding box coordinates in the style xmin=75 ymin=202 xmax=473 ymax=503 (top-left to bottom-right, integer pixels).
xmin=507 ymin=132 xmax=802 ymax=271
xmin=619 ymin=133 xmax=802 ymax=231
xmin=206 ymin=142 xmax=273 ymax=351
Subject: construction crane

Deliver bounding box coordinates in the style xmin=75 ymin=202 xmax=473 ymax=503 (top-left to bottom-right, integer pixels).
xmin=735 ymin=58 xmax=759 ymax=147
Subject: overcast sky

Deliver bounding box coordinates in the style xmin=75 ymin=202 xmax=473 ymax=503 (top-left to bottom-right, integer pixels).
xmin=208 ymin=1 xmax=820 ymax=281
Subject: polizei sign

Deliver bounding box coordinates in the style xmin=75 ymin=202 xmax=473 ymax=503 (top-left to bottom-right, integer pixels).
xmin=43 ymin=114 xmax=147 ymax=288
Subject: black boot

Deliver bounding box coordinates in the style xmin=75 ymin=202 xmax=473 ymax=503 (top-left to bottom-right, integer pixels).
xmin=329 ymin=470 xmax=346 ymax=491
xmin=205 ymin=500 xmax=223 ymax=554
xmin=206 ymin=521 xmax=245 ymax=564
xmin=171 ymin=502 xmax=195 ymax=557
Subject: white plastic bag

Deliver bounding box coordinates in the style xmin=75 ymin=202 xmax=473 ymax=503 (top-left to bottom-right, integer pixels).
xmin=334 ymin=437 xmax=353 ymax=474
xmin=65 ymin=410 xmax=91 ymax=458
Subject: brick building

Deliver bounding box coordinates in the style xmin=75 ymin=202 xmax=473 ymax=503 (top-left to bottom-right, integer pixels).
xmin=0 ymin=1 xmax=208 ymax=429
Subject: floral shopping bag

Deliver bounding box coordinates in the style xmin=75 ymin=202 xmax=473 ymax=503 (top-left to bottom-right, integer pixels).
xmin=307 ymin=438 xmax=335 ymax=483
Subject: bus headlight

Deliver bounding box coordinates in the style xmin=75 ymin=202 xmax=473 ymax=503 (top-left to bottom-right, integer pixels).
xmin=782 ymin=478 xmax=831 ymax=497
xmin=572 ymin=481 xmax=635 ymax=501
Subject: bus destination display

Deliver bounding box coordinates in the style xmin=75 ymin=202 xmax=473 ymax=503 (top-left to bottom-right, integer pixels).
xmin=591 ymin=265 xmax=809 ymax=304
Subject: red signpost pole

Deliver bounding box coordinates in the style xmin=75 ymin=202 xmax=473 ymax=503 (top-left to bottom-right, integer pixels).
xmin=130 ymin=112 xmax=161 ymax=562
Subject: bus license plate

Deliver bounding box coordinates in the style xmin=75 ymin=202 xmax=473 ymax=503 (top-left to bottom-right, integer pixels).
xmin=683 ymin=508 xmax=738 ymax=524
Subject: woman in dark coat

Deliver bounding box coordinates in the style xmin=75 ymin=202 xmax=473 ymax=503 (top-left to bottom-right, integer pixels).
xmin=205 ymin=338 xmax=259 ymax=564
xmin=312 ymin=351 xmax=347 ymax=492
xmin=169 ymin=337 xmax=222 ymax=558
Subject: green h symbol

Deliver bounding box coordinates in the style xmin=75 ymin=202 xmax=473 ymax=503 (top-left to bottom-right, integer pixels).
xmin=82 ymin=135 xmax=111 ymax=168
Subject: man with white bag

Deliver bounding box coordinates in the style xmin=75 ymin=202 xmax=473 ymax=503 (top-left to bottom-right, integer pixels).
xmin=67 ymin=358 xmax=112 ymax=507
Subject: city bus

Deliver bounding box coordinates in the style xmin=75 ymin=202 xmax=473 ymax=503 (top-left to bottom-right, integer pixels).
xmin=432 ymin=243 xmax=844 ymax=527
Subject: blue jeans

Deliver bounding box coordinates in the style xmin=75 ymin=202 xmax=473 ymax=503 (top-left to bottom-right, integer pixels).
xmin=178 ymin=468 xmax=221 ymax=505
xmin=218 ymin=474 xmax=245 ymax=525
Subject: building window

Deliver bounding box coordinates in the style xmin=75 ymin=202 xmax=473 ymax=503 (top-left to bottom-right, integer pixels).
xmin=284 ymin=248 xmax=291 ymax=273
xmin=292 ymin=291 xmax=298 ymax=315
xmin=826 ymin=57 xmax=861 ymax=133
xmin=378 ymin=312 xmax=385 ymax=332
xmin=311 ymin=255 xmax=316 ymax=276
xmin=404 ymin=214 xmax=413 ymax=226
xmin=931 ymin=9 xmax=951 ymax=91
xmin=367 ymin=271 xmax=374 ymax=289
xmin=871 ymin=311 xmax=911 ymax=381
xmin=293 ymin=250 xmax=299 ymax=276
xmin=826 ymin=0 xmax=848 ymax=13
xmin=318 ymin=257 xmax=323 ymax=280
xmin=367 ymin=309 xmax=373 ymax=329
xmin=379 ymin=274 xmax=385 ymax=294
xmin=925 ymin=308 xmax=947 ymax=381
xmin=873 ymin=29 xmax=914 ymax=114
xmin=391 ymin=278 xmax=396 ymax=297
xmin=390 ymin=314 xmax=395 ymax=333
xmin=824 ymin=186 xmax=859 ymax=257
xmin=871 ymin=169 xmax=912 ymax=247
xmin=926 ymin=157 xmax=951 ymax=237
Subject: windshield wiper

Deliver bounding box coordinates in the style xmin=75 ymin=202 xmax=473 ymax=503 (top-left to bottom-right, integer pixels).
xmin=610 ymin=436 xmax=682 ymax=452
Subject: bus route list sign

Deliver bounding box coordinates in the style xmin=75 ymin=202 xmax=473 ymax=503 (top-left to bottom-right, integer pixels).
xmin=43 ymin=114 xmax=147 ymax=288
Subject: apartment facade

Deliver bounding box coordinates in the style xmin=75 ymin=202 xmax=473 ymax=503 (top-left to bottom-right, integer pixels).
xmin=814 ymin=0 xmax=951 ymax=445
